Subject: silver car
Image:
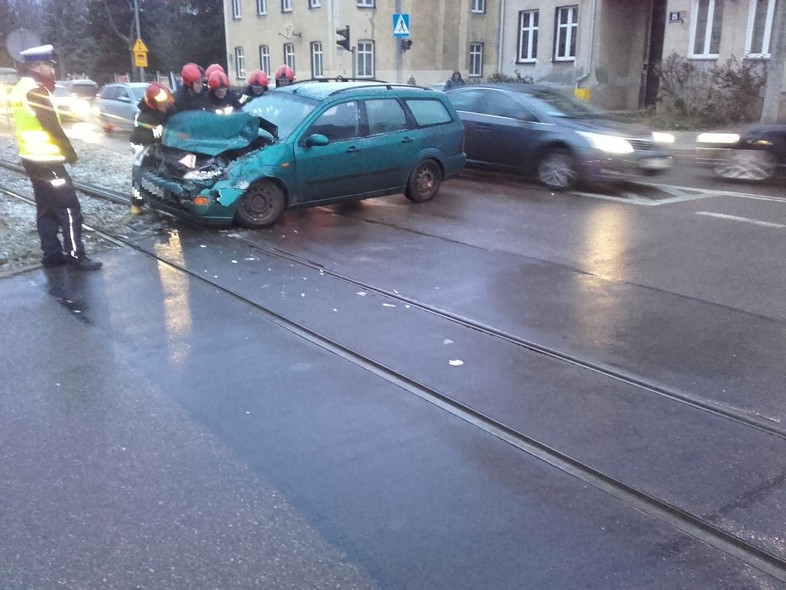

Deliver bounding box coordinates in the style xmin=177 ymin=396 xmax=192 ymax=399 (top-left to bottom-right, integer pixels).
xmin=94 ymin=82 xmax=148 ymax=132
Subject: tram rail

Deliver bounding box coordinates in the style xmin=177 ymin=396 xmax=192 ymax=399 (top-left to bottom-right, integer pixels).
xmin=3 ymin=166 xmax=786 ymax=581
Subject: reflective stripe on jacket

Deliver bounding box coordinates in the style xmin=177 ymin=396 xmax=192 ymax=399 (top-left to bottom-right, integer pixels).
xmin=10 ymin=77 xmax=65 ymax=162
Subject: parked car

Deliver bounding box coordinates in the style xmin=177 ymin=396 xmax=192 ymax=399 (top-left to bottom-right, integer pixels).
xmin=94 ymin=82 xmax=148 ymax=132
xmin=445 ymin=83 xmax=674 ymax=190
xmin=132 ymin=80 xmax=466 ymax=228
xmin=53 ymin=79 xmax=97 ymax=121
xmin=695 ymin=123 xmax=786 ymax=182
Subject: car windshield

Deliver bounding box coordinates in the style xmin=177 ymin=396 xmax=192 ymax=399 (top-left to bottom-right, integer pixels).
xmin=70 ymin=83 xmax=98 ymax=98
xmin=526 ymin=89 xmax=606 ymax=118
xmin=53 ymin=85 xmax=69 ymax=97
xmin=243 ymin=93 xmax=318 ymax=140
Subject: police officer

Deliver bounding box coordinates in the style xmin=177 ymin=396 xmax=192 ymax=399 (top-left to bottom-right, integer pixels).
xmin=10 ymin=44 xmax=101 ymax=270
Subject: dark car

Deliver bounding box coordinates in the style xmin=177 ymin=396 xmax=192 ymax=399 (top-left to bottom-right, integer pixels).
xmin=445 ymin=84 xmax=674 ymax=190
xmin=694 ymin=124 xmax=786 ymax=182
xmin=132 ymin=80 xmax=466 ymax=228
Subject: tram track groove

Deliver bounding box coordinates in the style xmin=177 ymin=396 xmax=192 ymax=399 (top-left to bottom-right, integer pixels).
xmin=3 ymin=175 xmax=786 ymax=579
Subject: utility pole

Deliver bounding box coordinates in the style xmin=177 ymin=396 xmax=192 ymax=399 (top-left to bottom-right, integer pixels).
xmin=134 ymin=0 xmax=144 ymax=82
xmin=761 ymin=0 xmax=786 ymax=122
xmin=395 ymin=0 xmax=402 ymax=83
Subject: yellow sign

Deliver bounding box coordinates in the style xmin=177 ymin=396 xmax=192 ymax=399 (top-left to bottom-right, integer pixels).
xmin=134 ymin=52 xmax=148 ymax=68
xmin=574 ymin=88 xmax=590 ymax=101
xmin=132 ymin=38 xmax=148 ymax=53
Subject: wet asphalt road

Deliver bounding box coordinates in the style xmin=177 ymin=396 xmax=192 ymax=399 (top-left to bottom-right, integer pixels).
xmin=2 ymin=161 xmax=786 ymax=588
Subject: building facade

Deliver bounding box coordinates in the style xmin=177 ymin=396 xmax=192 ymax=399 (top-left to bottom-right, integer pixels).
xmin=224 ymin=0 xmax=785 ymax=113
xmin=223 ymin=0 xmax=500 ymax=88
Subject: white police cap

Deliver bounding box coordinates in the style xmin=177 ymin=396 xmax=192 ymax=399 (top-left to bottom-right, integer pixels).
xmin=20 ymin=44 xmax=56 ymax=64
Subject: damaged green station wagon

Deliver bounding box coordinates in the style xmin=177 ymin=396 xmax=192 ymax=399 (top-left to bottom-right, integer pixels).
xmin=131 ymin=80 xmax=466 ymax=228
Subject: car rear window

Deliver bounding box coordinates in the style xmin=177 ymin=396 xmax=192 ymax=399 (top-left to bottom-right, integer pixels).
xmin=70 ymin=83 xmax=98 ymax=98
xmin=404 ymin=98 xmax=453 ymax=127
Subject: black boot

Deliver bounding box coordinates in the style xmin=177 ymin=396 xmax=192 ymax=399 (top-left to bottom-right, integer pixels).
xmin=66 ymin=254 xmax=102 ymax=271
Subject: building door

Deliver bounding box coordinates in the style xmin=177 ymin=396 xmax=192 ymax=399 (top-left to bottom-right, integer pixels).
xmin=643 ymin=0 xmax=667 ymax=108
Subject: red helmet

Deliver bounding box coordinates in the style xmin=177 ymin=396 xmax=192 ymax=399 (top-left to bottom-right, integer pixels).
xmin=143 ymin=82 xmax=174 ymax=108
xmin=205 ymin=63 xmax=225 ymax=79
xmin=274 ymin=65 xmax=295 ymax=86
xmin=181 ymin=62 xmax=204 ymax=86
xmin=207 ymin=70 xmax=230 ymax=90
xmin=248 ymin=70 xmax=269 ymax=89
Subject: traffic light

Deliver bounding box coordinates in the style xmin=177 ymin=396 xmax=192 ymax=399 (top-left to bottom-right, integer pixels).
xmin=400 ymin=39 xmax=413 ymax=52
xmin=336 ymin=26 xmax=350 ymax=51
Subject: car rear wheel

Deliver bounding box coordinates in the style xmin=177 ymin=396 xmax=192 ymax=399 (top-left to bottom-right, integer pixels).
xmin=537 ymin=148 xmax=578 ymax=190
xmin=714 ymin=149 xmax=775 ymax=182
xmin=405 ymin=159 xmax=442 ymax=203
xmin=235 ymin=180 xmax=286 ymax=228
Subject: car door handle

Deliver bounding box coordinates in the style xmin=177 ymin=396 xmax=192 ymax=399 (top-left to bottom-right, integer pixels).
xmin=401 ymin=136 xmax=414 ymax=143
xmin=346 ymin=146 xmax=359 ymax=153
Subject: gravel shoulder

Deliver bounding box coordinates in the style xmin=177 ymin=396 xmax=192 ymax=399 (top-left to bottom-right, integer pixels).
xmin=0 ymin=123 xmax=169 ymax=276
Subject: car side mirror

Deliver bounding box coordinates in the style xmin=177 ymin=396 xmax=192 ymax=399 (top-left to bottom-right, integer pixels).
xmin=305 ymin=133 xmax=329 ymax=147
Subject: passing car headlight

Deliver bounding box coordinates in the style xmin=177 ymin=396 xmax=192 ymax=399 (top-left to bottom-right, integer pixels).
xmin=577 ymin=131 xmax=634 ymax=154
xmin=696 ymin=132 xmax=740 ymax=144
xmin=652 ymin=131 xmax=675 ymax=144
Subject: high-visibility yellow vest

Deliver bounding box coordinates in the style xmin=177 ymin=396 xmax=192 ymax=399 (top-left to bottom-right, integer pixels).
xmin=10 ymin=77 xmax=65 ymax=162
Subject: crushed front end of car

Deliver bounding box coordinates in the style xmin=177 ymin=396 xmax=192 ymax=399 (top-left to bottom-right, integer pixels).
xmin=131 ymin=110 xmax=277 ymax=225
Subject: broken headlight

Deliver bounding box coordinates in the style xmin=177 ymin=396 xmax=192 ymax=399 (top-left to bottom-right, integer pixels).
xmin=182 ymin=157 xmax=229 ymax=182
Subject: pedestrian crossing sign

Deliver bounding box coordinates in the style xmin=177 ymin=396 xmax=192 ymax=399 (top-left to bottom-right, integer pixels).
xmin=393 ymin=13 xmax=410 ymax=37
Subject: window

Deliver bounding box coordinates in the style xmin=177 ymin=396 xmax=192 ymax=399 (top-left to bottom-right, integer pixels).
xmin=281 ymin=0 xmax=292 ymax=12
xmin=311 ymin=42 xmax=323 ymax=77
xmin=357 ymin=41 xmax=374 ymax=78
xmin=308 ymin=0 xmax=321 ymax=6
xmin=365 ymin=99 xmax=408 ymax=135
xmin=259 ymin=45 xmax=271 ymax=75
xmin=471 ymin=0 xmax=486 ymax=13
xmin=256 ymin=0 xmax=266 ymax=15
xmin=308 ymin=101 xmax=361 ymax=141
xmin=746 ymin=0 xmax=776 ymax=58
xmin=235 ymin=47 xmax=246 ymax=79
xmin=690 ymin=0 xmax=724 ymax=58
xmin=469 ymin=43 xmax=483 ymax=77
xmin=404 ymin=99 xmax=453 ymax=127
xmin=555 ymin=6 xmax=578 ymax=61
xmin=232 ymin=0 xmax=241 ymax=19
xmin=518 ymin=10 xmax=538 ymax=62
xmin=357 ymin=0 xmax=374 ymax=7
xmin=284 ymin=43 xmax=295 ymax=72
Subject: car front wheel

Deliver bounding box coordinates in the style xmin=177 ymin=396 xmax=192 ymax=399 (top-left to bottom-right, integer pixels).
xmin=714 ymin=149 xmax=775 ymax=182
xmin=235 ymin=179 xmax=286 ymax=228
xmin=537 ymin=148 xmax=578 ymax=190
xmin=405 ymin=159 xmax=442 ymax=203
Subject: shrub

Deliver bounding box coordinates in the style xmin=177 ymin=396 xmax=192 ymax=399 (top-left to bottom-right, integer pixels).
xmin=655 ymin=52 xmax=765 ymax=127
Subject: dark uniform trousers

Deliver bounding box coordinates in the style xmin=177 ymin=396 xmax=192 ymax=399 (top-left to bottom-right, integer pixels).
xmin=22 ymin=159 xmax=85 ymax=263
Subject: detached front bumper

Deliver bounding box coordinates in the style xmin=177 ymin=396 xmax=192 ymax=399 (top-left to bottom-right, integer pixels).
xmin=132 ymin=167 xmax=235 ymax=226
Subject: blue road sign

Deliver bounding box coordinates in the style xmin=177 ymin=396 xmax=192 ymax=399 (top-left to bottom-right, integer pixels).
xmin=393 ymin=13 xmax=410 ymax=37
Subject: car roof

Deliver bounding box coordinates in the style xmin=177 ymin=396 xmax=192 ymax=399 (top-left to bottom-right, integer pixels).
xmin=447 ymin=83 xmax=566 ymax=95
xmin=274 ymin=80 xmax=442 ymax=101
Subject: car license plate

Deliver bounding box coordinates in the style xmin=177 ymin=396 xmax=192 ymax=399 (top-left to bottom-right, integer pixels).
xmin=640 ymin=157 xmax=671 ymax=170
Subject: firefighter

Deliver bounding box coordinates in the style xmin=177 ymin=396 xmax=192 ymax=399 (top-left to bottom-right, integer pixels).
xmin=206 ymin=70 xmax=241 ymax=113
xmin=204 ymin=63 xmax=225 ymax=79
xmin=130 ymin=82 xmax=174 ymax=150
xmin=274 ymin=65 xmax=295 ymax=87
xmin=9 ymin=44 xmax=101 ymax=270
xmin=239 ymin=70 xmax=269 ymax=105
xmin=172 ymin=62 xmax=208 ymax=112
xmin=129 ymin=82 xmax=175 ymax=214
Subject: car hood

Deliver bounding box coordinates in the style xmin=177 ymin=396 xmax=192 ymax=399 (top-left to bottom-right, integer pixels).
xmin=557 ymin=116 xmax=654 ymax=139
xmin=162 ymin=110 xmax=278 ymax=156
